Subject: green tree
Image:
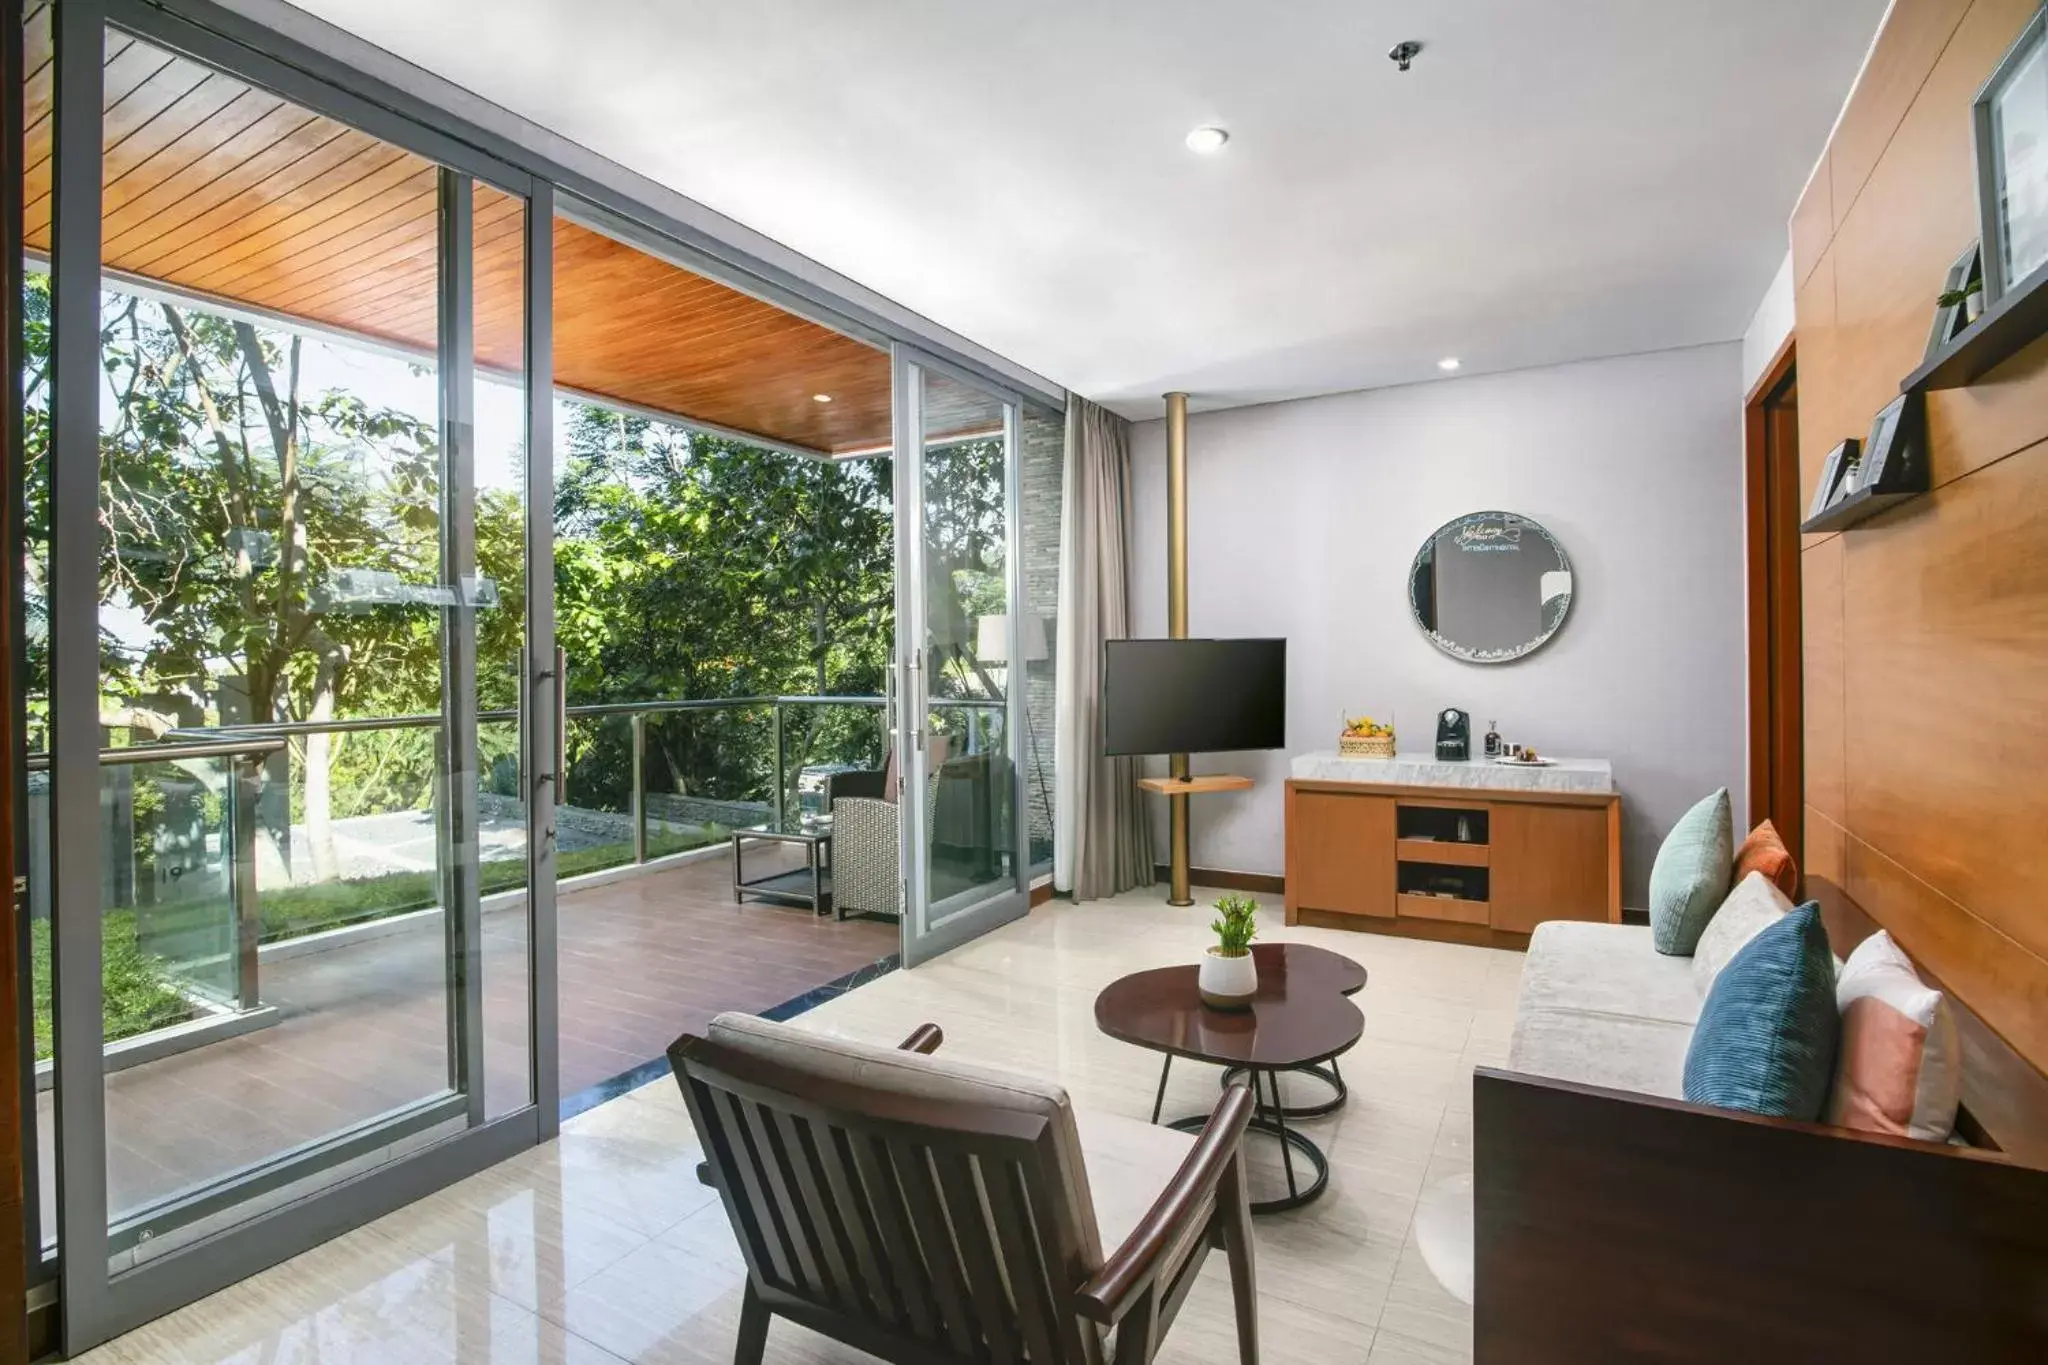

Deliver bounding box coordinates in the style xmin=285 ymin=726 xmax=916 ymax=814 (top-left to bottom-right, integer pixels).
xmin=553 ymin=405 xmax=895 ymax=811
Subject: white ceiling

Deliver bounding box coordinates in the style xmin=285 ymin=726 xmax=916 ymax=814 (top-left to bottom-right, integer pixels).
xmin=289 ymin=0 xmax=1886 ymax=420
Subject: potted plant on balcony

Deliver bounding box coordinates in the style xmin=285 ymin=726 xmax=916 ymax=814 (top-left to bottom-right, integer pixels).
xmin=1199 ymin=894 xmax=1260 ymax=1011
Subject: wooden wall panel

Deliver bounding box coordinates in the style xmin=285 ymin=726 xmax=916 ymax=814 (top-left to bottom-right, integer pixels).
xmin=1803 ymin=807 xmax=1848 ymax=891
xmin=1793 ymin=253 xmax=1841 ymax=513
xmin=1800 ymin=533 xmax=1846 ymax=823
xmin=1829 ymin=0 xmax=2047 ymax=485
xmin=1925 ymin=332 xmax=2048 ymax=479
xmin=1789 ymin=161 xmax=1833 ymax=289
xmin=1842 ymin=444 xmax=2048 ymax=961
xmin=1846 ymin=837 xmax=2048 ymax=1080
xmin=1823 ymin=0 xmax=1971 ymax=230
xmin=1795 ymin=0 xmax=2048 ymax=1079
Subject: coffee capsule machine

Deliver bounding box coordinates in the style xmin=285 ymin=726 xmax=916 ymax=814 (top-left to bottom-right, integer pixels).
xmin=1435 ymin=708 xmax=1471 ymax=762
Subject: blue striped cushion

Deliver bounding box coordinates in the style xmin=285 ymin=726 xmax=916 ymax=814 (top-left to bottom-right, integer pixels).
xmin=1682 ymin=903 xmax=1839 ymax=1120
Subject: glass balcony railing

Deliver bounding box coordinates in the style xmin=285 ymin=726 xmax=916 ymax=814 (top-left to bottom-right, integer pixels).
xmin=25 ymin=694 xmax=943 ymax=1064
xmin=26 ymin=738 xmax=285 ymax=1061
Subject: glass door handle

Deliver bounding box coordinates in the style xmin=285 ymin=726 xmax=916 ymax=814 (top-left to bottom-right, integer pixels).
xmin=554 ymin=647 xmax=568 ymax=808
xmin=529 ymin=647 xmax=568 ymax=806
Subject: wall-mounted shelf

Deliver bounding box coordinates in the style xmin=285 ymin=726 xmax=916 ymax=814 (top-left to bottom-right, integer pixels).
xmin=1901 ymin=255 xmax=2048 ymax=393
xmin=1800 ymin=484 xmax=1925 ymax=534
xmin=1800 ymin=391 xmax=1930 ymax=534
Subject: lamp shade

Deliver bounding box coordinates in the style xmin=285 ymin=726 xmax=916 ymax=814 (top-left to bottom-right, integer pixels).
xmin=975 ymin=612 xmax=1049 ymax=664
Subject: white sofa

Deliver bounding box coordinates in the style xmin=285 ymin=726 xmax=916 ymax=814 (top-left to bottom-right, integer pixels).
xmin=1475 ymin=884 xmax=2048 ymax=1362
xmin=1504 ymin=870 xmax=1804 ymax=1101
xmin=1505 ymin=920 xmax=1701 ymax=1100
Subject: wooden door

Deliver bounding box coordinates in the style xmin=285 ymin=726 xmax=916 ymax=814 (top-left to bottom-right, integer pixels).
xmin=1490 ymin=802 xmax=1615 ymax=933
xmin=1285 ymin=786 xmax=1395 ymax=920
xmin=1745 ymin=345 xmax=1803 ymax=866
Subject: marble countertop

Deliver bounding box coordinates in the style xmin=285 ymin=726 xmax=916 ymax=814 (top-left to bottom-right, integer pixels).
xmin=1290 ymin=751 xmax=1613 ymax=795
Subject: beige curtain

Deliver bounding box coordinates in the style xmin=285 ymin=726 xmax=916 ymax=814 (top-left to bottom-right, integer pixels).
xmin=1055 ymin=397 xmax=1154 ymax=898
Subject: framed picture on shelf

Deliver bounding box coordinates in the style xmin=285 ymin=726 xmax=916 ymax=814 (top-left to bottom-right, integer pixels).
xmin=1923 ymin=241 xmax=1982 ymax=359
xmin=1973 ymin=9 xmax=2048 ymax=302
xmin=1858 ymin=391 xmax=1921 ymax=495
xmin=1807 ymin=438 xmax=1858 ymax=522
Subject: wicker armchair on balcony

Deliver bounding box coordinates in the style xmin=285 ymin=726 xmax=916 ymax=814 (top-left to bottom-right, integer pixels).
xmin=826 ymin=738 xmax=948 ymax=919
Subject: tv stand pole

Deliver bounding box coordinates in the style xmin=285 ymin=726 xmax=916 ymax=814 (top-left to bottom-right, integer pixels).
xmin=1165 ymin=392 xmax=1193 ymax=904
xmin=1139 ymin=772 xmax=1257 ymax=906
xmin=1145 ymin=395 xmax=1257 ymax=903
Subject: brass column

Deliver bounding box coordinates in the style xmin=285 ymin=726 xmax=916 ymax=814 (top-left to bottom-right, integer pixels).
xmin=1164 ymin=392 xmax=1192 ymax=906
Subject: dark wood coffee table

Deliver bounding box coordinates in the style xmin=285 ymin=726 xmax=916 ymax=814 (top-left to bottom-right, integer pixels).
xmin=1094 ymin=942 xmax=1366 ymax=1212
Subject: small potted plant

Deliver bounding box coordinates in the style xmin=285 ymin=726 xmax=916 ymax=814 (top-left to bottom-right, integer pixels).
xmin=1199 ymin=894 xmax=1260 ymax=1011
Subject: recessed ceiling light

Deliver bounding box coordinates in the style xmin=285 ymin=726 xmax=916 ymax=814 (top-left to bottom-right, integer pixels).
xmin=812 ymin=393 xmax=833 ymax=403
xmin=1437 ymin=357 xmax=1462 ymax=372
xmin=1184 ymin=125 xmax=1229 ymax=154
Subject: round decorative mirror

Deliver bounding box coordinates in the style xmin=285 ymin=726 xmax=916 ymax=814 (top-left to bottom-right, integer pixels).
xmin=1408 ymin=511 xmax=1574 ymax=663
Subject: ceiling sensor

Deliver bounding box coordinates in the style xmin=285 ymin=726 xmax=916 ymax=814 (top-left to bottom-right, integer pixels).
xmin=1388 ymin=40 xmax=1422 ymax=72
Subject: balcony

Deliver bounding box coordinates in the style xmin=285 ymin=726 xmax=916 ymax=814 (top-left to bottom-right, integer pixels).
xmin=26 ymin=694 xmax=996 ymax=1255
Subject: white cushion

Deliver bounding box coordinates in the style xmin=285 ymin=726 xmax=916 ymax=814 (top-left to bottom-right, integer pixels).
xmin=1518 ymin=920 xmax=1703 ymax=1026
xmin=1507 ymin=1005 xmax=1695 ymax=1099
xmin=1827 ymin=932 xmax=1961 ymax=1141
xmin=1692 ymin=871 xmax=1795 ymax=998
xmin=1074 ymin=1110 xmax=1201 ymax=1271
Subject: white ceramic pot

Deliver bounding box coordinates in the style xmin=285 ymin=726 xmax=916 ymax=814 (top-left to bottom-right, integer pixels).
xmin=1198 ymin=947 xmax=1258 ymax=1011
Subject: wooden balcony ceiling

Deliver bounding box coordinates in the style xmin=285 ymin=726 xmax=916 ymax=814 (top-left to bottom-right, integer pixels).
xmin=21 ymin=17 xmax=936 ymax=456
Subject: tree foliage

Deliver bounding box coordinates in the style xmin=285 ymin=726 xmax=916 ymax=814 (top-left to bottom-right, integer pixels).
xmin=27 ymin=273 xmax=1011 ymax=878
xmin=553 ymin=405 xmax=897 ymax=806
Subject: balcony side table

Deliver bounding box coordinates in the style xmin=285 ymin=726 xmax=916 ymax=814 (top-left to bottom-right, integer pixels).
xmin=732 ymin=816 xmax=834 ymax=917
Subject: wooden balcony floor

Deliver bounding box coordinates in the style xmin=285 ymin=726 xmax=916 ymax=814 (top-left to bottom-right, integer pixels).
xmin=35 ymin=847 xmax=897 ymax=1240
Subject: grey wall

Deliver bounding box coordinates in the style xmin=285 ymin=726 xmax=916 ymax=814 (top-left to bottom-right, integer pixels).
xmin=1127 ymin=343 xmax=1747 ymax=909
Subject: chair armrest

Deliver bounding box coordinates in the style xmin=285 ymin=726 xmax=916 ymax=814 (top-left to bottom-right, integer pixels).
xmin=833 ymin=796 xmax=895 ymax=837
xmin=1074 ymin=1078 xmax=1255 ymax=1325
xmin=698 ymin=1022 xmax=947 ymax=1185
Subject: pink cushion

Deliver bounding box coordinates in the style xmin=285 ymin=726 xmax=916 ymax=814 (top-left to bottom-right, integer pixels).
xmin=1827 ymin=932 xmax=1960 ymax=1141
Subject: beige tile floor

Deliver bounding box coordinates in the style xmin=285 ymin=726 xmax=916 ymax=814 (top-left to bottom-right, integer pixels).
xmin=74 ymin=890 xmax=1521 ymax=1365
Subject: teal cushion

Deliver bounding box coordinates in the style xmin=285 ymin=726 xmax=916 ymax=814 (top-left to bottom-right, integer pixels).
xmin=1683 ymin=903 xmax=1839 ymax=1120
xmin=1649 ymin=788 xmax=1733 ymax=955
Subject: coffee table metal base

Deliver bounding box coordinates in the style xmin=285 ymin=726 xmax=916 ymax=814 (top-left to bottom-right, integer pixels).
xmin=1155 ymin=1059 xmax=1333 ymax=1214
xmin=1220 ymin=1059 xmax=1347 ymax=1119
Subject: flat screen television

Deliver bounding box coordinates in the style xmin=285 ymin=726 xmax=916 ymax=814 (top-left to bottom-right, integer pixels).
xmin=1102 ymin=638 xmax=1287 ymax=756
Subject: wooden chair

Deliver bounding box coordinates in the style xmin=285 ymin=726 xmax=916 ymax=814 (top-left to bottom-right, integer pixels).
xmin=669 ymin=1012 xmax=1259 ymax=1365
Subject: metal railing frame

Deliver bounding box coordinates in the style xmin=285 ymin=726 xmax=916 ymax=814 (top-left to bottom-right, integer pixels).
xmin=28 ymin=691 xmax=1008 ymax=1030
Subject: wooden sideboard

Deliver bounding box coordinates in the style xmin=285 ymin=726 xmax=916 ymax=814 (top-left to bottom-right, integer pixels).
xmin=1285 ymin=776 xmax=1620 ymax=947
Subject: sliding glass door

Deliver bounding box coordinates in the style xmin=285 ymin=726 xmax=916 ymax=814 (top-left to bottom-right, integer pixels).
xmin=893 ymin=348 xmax=1029 ymax=965
xmin=30 ymin=2 xmax=556 ymax=1348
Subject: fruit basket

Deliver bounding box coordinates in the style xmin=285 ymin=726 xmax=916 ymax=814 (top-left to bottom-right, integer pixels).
xmin=1339 ymin=716 xmax=1395 ymax=759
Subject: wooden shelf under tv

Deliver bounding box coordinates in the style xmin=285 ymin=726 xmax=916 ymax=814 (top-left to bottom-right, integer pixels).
xmin=1136 ymin=774 xmax=1254 ymax=795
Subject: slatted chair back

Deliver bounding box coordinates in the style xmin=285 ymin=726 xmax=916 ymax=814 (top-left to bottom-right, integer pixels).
xmin=671 ymin=1030 xmax=1109 ymax=1365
